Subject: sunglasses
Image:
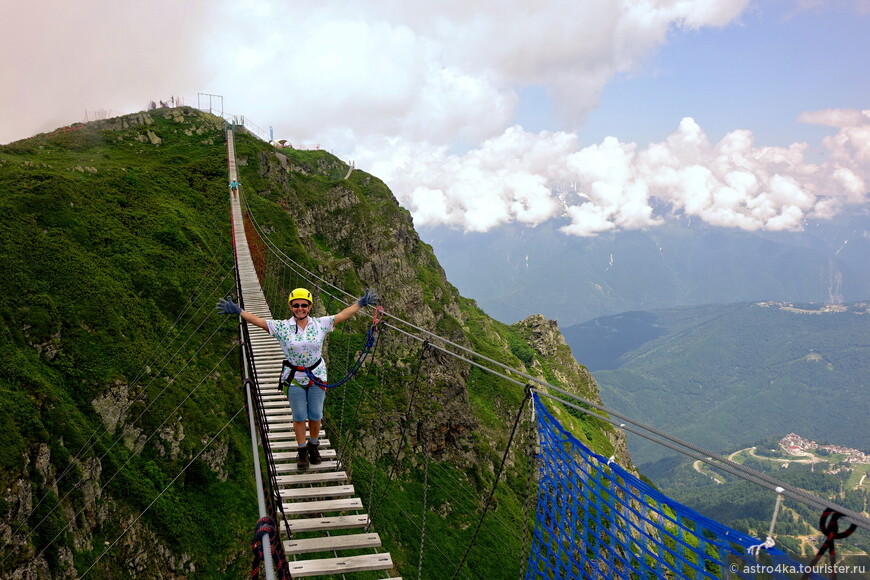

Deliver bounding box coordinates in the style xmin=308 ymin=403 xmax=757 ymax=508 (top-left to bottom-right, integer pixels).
xmin=291 ymin=302 xmax=310 ymax=309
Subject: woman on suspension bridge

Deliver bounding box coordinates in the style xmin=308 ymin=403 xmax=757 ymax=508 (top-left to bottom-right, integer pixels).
xmin=217 ymin=288 xmax=378 ymax=469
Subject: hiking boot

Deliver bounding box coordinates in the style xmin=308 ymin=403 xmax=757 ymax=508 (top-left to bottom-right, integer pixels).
xmin=296 ymin=446 xmax=309 ymax=470
xmin=307 ymin=441 xmax=322 ymax=465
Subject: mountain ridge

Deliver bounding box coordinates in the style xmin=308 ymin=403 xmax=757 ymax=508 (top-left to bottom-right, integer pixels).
xmin=419 ymin=212 xmax=870 ymax=326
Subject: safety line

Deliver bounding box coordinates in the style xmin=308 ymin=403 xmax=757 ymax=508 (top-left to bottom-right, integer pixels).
xmin=35 ymin=342 xmax=238 ymax=562
xmin=80 ymin=403 xmax=248 ymax=577
xmin=4 ymin=278 xmax=234 ymax=568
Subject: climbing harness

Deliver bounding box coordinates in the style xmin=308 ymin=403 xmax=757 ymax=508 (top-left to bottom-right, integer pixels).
xmin=279 ymin=359 xmax=325 ymax=391
xmin=800 ymin=509 xmax=857 ymax=580
xmin=279 ymin=305 xmax=384 ymax=390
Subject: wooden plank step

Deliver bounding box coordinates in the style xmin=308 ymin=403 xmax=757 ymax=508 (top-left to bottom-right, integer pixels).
xmin=264 ymin=427 xmax=325 ymax=438
xmin=283 ymin=532 xmax=380 ymax=555
xmin=269 ymin=433 xmax=331 ymax=445
xmin=275 ymin=471 xmax=348 ymax=486
xmin=272 ymin=449 xmax=336 ymax=461
xmin=269 ymin=440 xmax=332 ymax=452
xmin=263 ymin=414 xmax=297 ymax=423
xmin=264 ymin=419 xmax=296 ymax=428
xmin=259 ymin=397 xmax=286 ymax=404
xmin=287 ymin=553 xmax=393 ymax=578
xmin=273 ymin=460 xmax=339 ymax=473
xmin=269 ymin=431 xmax=330 ymax=452
xmin=281 ymin=497 xmax=362 ymax=515
xmin=268 ymin=423 xmax=329 ymax=438
xmin=285 ymin=514 xmax=369 ymax=534
xmin=266 ymin=439 xmax=298 ymax=451
xmin=279 ymin=484 xmax=354 ymax=500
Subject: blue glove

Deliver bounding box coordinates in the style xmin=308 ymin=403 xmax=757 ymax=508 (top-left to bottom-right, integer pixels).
xmin=357 ymin=289 xmax=379 ymax=308
xmin=216 ymin=297 xmax=242 ymax=316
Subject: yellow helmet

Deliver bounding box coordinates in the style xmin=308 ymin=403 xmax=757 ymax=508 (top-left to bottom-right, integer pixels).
xmin=288 ymin=288 xmax=313 ymax=306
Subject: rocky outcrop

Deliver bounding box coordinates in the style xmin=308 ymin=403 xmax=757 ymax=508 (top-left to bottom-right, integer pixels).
xmin=91 ymin=380 xmax=132 ymax=435
xmin=514 ymin=314 xmax=633 ymax=467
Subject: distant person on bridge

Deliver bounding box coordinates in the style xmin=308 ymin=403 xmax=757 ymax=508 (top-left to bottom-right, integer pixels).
xmin=216 ymin=287 xmax=379 ymax=469
xmin=229 ymin=179 xmax=239 ymax=198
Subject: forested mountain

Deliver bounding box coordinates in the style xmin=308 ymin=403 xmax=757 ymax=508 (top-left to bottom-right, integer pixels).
xmin=563 ymin=301 xmax=870 ymax=466
xmin=0 ymin=109 xmax=625 ymax=578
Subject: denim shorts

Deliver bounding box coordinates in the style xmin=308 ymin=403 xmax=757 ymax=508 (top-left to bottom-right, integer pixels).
xmin=287 ymin=383 xmax=326 ymax=422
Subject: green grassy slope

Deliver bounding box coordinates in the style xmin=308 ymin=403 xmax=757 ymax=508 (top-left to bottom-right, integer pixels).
xmin=0 ymin=110 xmax=255 ymax=576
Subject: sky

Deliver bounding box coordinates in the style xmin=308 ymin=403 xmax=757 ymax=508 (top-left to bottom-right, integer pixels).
xmin=4 ymin=0 xmax=869 ymax=237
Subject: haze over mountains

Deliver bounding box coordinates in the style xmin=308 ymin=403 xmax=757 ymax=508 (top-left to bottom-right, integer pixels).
xmin=419 ymin=210 xmax=870 ymax=327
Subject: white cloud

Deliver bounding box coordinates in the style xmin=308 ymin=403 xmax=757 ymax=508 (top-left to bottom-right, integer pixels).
xmin=1 ymin=0 xmax=219 ymax=142
xmin=4 ymin=0 xmax=867 ymax=239
xmin=3 ymin=0 xmax=752 ymax=145
xmin=798 ymin=108 xmax=870 ymax=128
xmin=369 ymin=112 xmax=870 ymax=236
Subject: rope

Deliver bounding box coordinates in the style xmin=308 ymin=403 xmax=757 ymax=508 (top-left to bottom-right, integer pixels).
xmin=518 ymin=394 xmax=538 ymax=580
xmin=250 ymin=517 xmax=288 ymax=580
xmin=748 ymin=486 xmax=784 ymax=556
xmin=452 ymin=385 xmax=532 ymax=580
xmin=364 ymin=331 xmax=391 ymax=518
xmin=81 ymin=403 xmax=248 ymax=577
xmin=417 ymin=350 xmax=435 ymax=579
xmin=366 ymin=340 xmax=431 ymax=532
xmin=800 ymin=509 xmax=857 ymax=580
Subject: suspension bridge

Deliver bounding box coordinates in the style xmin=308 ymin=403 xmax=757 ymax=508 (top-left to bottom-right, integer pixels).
xmin=227 ymin=129 xmax=397 ymax=578
xmin=224 ymin=126 xmax=870 ymax=579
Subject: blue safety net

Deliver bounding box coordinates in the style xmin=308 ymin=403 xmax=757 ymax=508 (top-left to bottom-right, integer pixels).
xmin=526 ymin=394 xmax=824 ymax=579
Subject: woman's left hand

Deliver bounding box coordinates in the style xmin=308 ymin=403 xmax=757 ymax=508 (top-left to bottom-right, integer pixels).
xmin=357 ymin=289 xmax=379 ymax=307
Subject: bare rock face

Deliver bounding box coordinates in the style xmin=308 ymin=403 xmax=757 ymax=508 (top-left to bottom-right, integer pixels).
xmin=200 ymin=436 xmax=229 ymax=481
xmin=513 ymin=314 xmax=634 ymax=468
xmin=34 ymin=444 xmax=56 ymax=492
xmin=157 ymin=420 xmax=185 ymax=460
xmin=91 ymin=380 xmax=132 ymax=435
